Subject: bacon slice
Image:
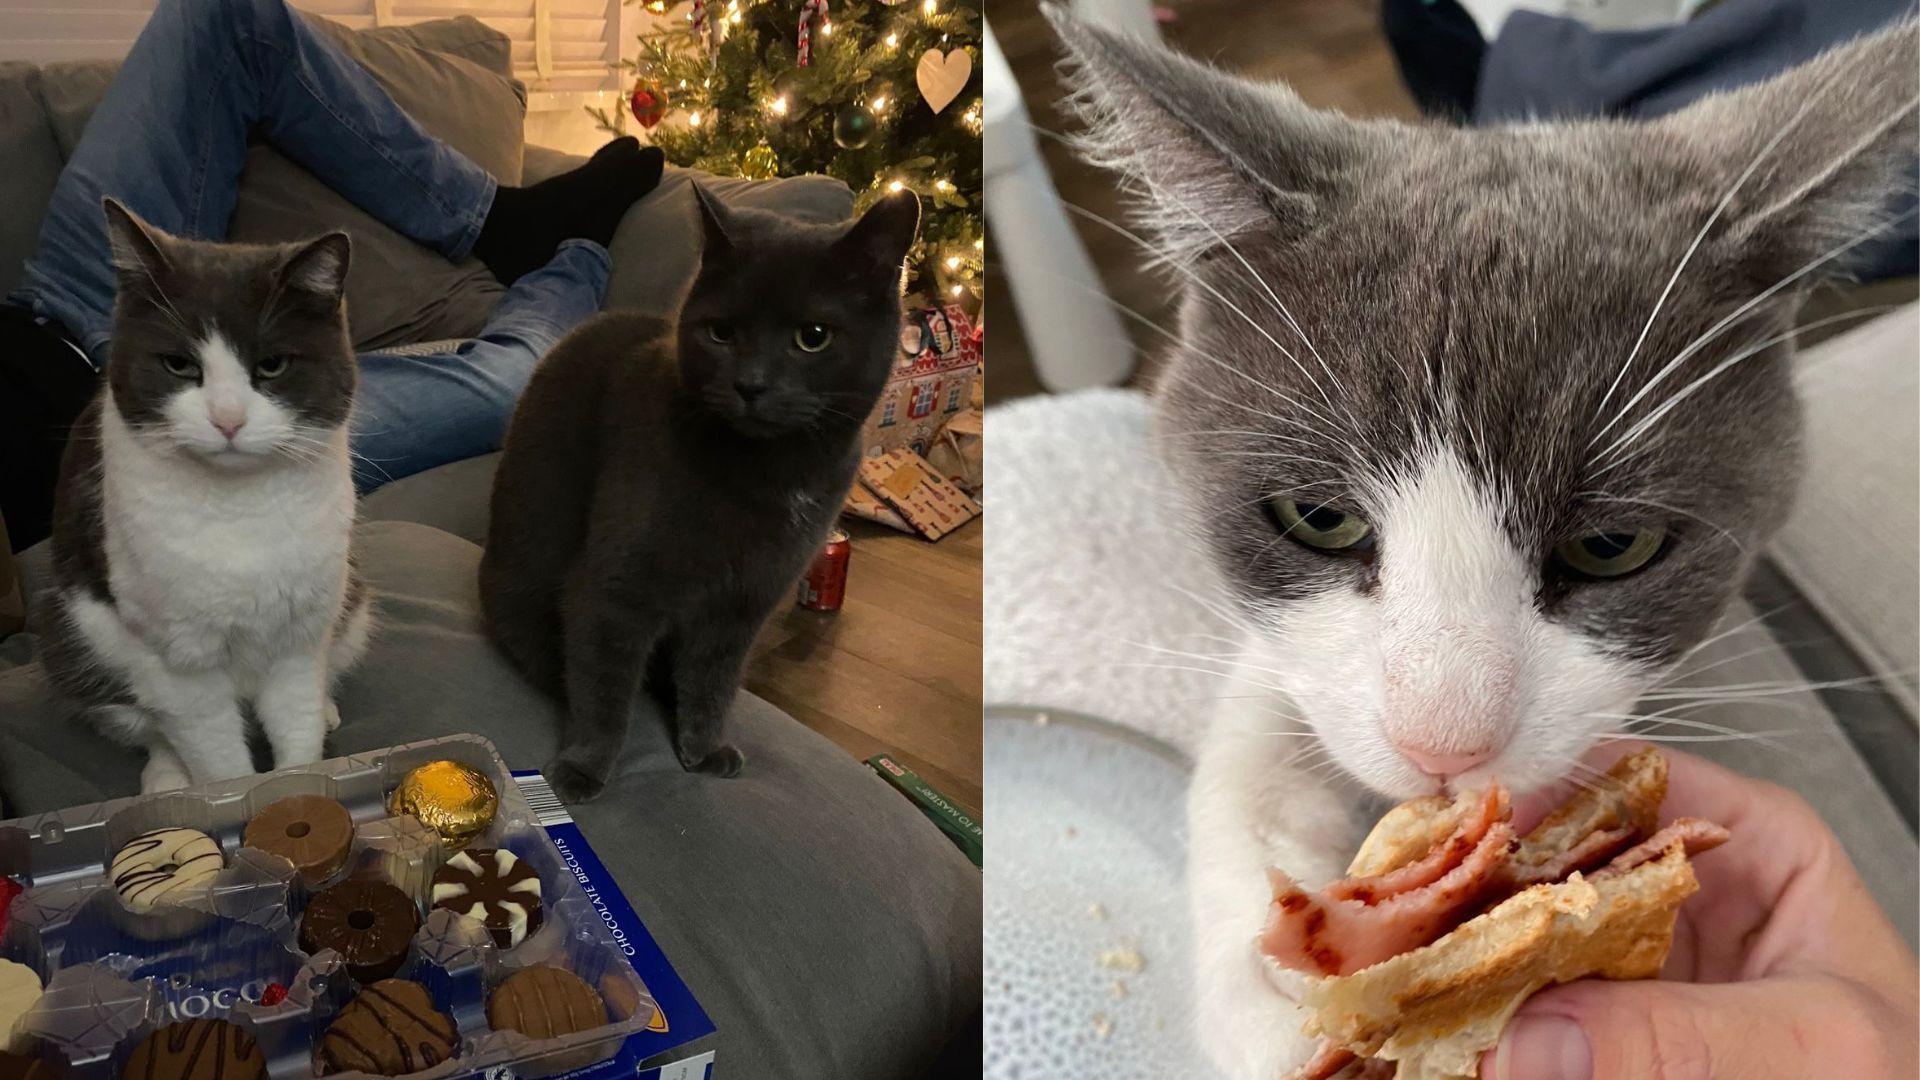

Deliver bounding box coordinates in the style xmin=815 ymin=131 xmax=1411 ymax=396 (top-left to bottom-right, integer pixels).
xmin=1590 ymin=818 xmax=1730 ymax=880
xmin=1261 ymin=786 xmax=1516 ymax=977
xmin=1326 ymin=786 xmax=1507 ymax=904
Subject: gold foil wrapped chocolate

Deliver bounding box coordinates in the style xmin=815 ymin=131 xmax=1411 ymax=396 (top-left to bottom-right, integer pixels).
xmin=388 ymin=760 xmax=497 ymax=851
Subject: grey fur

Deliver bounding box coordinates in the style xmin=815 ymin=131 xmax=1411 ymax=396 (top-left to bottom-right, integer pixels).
xmin=480 ymin=188 xmax=920 ymax=804
xmin=1048 ymin=9 xmax=1917 ymax=664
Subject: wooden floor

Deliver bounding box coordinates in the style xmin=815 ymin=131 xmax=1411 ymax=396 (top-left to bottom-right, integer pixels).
xmin=745 ymin=516 xmax=983 ymax=816
xmin=986 ymin=0 xmax=1418 ymax=403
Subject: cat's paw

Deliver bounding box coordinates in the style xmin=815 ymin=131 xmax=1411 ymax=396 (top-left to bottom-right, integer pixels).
xmin=139 ymin=745 xmax=193 ymax=795
xmin=679 ymin=745 xmax=745 ymax=778
xmin=545 ymin=759 xmax=609 ymax=804
xmin=324 ymin=699 xmax=343 ymax=733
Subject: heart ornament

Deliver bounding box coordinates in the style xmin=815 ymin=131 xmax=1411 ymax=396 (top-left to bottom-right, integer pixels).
xmin=915 ymin=47 xmax=972 ymax=114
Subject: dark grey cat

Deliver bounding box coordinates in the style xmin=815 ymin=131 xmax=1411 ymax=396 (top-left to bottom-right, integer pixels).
xmin=480 ymin=187 xmax=920 ymax=803
xmin=38 ymin=199 xmax=369 ymax=795
xmin=1045 ymin=9 xmax=1915 ymax=1077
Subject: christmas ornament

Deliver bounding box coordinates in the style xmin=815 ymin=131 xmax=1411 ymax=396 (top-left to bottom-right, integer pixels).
xmin=833 ymin=103 xmax=877 ymax=149
xmin=690 ymin=0 xmax=717 ymax=61
xmin=629 ymin=82 xmax=668 ymax=129
xmin=915 ymin=47 xmax=971 ymax=113
xmin=741 ymin=143 xmax=779 ymax=179
xmin=260 ymin=984 xmax=289 ymax=1008
xmin=796 ymin=0 xmax=828 ymax=67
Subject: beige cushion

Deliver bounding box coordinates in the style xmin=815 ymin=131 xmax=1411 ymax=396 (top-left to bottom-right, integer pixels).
xmin=0 ymin=63 xmax=65 ymax=298
xmin=227 ymin=14 xmax=526 ymax=350
xmin=29 ymin=15 xmax=526 ymax=350
xmin=1774 ymin=303 xmax=1920 ymax=718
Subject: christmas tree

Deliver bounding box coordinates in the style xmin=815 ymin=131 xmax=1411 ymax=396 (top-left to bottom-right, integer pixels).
xmin=595 ymin=0 xmax=983 ymax=304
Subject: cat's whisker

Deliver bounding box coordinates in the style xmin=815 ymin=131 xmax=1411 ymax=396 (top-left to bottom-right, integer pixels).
xmin=1589 ymin=203 xmax=1919 ymax=467
xmin=1594 ymin=730 xmax=1799 ymax=745
xmin=1592 ymin=305 xmax=1900 ymax=471
xmin=1058 ymin=199 xmax=1355 ymax=438
xmin=1640 ymin=669 xmax=1908 ymax=697
xmin=1573 ymin=490 xmax=1748 ymax=555
xmin=1588 ymin=51 xmax=1864 ymax=439
xmin=1017 ymin=261 xmax=1348 ymax=441
xmin=1034 ymin=124 xmax=1357 ymax=431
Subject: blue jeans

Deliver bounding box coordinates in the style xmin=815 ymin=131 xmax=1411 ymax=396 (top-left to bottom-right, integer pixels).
xmin=8 ymin=0 xmax=608 ymax=490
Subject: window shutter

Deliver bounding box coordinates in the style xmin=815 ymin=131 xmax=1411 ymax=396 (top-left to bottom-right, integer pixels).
xmin=0 ymin=1 xmax=623 ymax=99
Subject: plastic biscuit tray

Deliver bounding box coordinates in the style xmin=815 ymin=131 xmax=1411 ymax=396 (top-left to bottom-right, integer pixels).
xmin=0 ymin=735 xmax=657 ymax=1079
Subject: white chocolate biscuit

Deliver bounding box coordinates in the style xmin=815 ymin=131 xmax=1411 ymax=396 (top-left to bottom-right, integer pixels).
xmin=109 ymin=828 xmax=224 ymax=913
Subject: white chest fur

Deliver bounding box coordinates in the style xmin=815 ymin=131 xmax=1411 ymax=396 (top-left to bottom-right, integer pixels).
xmin=97 ymin=403 xmax=356 ymax=682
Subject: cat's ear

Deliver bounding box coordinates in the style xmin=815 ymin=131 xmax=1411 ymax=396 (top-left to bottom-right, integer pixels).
xmin=691 ymin=183 xmax=735 ymax=259
xmin=837 ymin=190 xmax=921 ymax=278
xmin=101 ymin=197 xmax=173 ymax=280
xmin=1661 ymin=21 xmax=1918 ymax=281
xmin=279 ymin=232 xmax=352 ymax=301
xmin=1044 ymin=4 xmax=1378 ymax=264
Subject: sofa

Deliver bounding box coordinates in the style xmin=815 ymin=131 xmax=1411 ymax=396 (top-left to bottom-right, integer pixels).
xmin=0 ymin=14 xmax=981 ymax=1079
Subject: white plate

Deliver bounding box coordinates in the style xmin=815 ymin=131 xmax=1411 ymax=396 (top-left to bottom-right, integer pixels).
xmin=983 ymin=706 xmax=1221 ymax=1079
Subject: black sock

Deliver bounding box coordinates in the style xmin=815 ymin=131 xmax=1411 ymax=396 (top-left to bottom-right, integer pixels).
xmin=473 ymin=137 xmax=665 ymax=284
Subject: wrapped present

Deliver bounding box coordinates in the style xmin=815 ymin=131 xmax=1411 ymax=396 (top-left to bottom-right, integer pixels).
xmin=856 ymin=449 xmax=981 ymax=541
xmin=926 ymin=407 xmax=983 ymax=496
xmin=861 ymin=304 xmax=983 ymax=459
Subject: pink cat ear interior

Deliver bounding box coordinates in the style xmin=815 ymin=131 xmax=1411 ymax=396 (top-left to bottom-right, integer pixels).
xmin=280 ymin=232 xmax=352 ymax=299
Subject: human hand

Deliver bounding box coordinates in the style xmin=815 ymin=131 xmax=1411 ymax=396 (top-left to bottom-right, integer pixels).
xmin=1483 ymin=746 xmax=1918 ymax=1079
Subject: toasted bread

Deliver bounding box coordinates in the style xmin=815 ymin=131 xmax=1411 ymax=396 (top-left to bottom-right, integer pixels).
xmin=1285 ymin=750 xmax=1713 ymax=1080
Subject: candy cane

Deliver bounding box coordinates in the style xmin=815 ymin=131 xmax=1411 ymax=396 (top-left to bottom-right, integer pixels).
xmin=797 ymin=0 xmax=828 ymax=66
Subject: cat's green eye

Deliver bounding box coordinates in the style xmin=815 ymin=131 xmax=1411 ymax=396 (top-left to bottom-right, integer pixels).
xmin=1269 ymin=498 xmax=1373 ymax=552
xmin=158 ymin=354 xmax=199 ymax=379
xmin=707 ymin=322 xmax=736 ymax=344
xmin=794 ymin=324 xmax=833 ymax=353
xmin=1552 ymin=526 xmax=1668 ymax=580
xmin=256 ymin=355 xmax=292 ymax=379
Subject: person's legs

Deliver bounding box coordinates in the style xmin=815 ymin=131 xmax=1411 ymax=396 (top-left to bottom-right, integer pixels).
xmin=11 ymin=0 xmax=496 ymax=362
xmin=350 ymin=240 xmax=612 ymax=492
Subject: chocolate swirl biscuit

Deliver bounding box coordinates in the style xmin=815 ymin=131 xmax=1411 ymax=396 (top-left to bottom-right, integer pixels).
xmin=121 ymin=1020 xmax=264 ymax=1080
xmin=430 ymin=849 xmax=543 ymax=949
xmin=318 ymin=979 xmax=458 ymax=1076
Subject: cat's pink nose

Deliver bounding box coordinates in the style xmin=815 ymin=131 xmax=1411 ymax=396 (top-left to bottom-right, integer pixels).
xmin=212 ymin=416 xmax=245 ymax=440
xmin=1398 ymin=744 xmax=1494 ymax=778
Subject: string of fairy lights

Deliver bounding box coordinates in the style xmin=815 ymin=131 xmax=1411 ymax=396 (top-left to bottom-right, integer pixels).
xmin=600 ymin=0 xmax=983 ymax=305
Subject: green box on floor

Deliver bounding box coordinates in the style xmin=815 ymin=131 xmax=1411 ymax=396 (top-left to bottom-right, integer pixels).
xmin=868 ymin=755 xmax=983 ymax=868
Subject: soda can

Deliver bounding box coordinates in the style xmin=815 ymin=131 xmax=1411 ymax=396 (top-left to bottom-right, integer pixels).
xmin=798 ymin=529 xmax=852 ymax=611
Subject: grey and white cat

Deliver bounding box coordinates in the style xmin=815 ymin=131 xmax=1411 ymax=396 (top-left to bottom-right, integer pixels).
xmin=38 ymin=200 xmax=371 ymax=794
xmin=1049 ymin=10 xmax=1916 ymax=1078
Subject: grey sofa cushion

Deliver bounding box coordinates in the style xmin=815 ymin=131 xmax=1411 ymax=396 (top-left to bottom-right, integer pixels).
xmin=521 ymin=146 xmax=859 ymax=320
xmin=359 ymin=451 xmax=500 ymax=544
xmin=0 ymin=520 xmax=980 ymax=1079
xmin=27 ymin=15 xmax=525 ymax=351
xmin=0 ymin=63 xmax=66 ymax=299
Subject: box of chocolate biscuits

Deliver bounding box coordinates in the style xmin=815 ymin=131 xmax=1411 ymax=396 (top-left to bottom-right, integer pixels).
xmin=0 ymin=736 xmax=709 ymax=1080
